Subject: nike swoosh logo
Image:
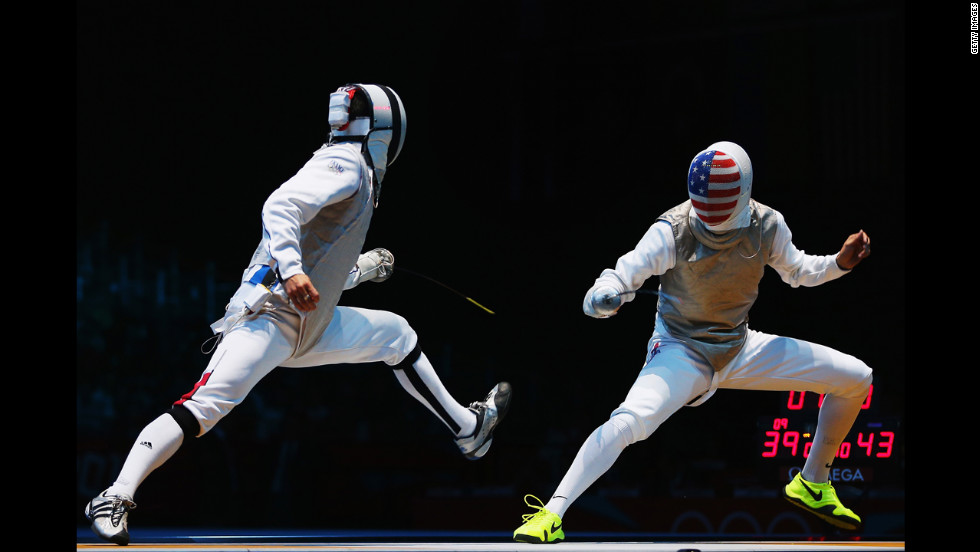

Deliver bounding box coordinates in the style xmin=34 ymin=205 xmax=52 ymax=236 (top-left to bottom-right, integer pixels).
xmin=551 ymin=522 xmax=562 ymax=533
xmin=799 ymin=480 xmax=822 ymax=501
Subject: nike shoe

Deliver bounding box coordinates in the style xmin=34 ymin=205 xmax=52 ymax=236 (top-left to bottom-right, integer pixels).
xmin=782 ymin=473 xmax=863 ymax=531
xmin=84 ymin=489 xmax=137 ymax=545
xmin=455 ymin=381 xmax=511 ymax=460
xmin=513 ymin=494 xmax=564 ymax=544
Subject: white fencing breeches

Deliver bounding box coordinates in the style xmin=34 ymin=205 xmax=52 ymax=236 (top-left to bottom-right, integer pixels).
xmin=546 ymin=318 xmax=872 ymax=517
xmin=613 ymin=319 xmax=872 ymax=442
xmin=175 ymin=305 xmax=418 ymax=437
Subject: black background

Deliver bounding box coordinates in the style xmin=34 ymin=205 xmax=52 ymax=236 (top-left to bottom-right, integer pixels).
xmin=77 ymin=0 xmax=906 ymax=539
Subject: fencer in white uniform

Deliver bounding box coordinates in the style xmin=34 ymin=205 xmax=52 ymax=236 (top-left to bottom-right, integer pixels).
xmin=85 ymin=84 xmax=512 ymax=546
xmin=513 ymin=141 xmax=872 ymax=543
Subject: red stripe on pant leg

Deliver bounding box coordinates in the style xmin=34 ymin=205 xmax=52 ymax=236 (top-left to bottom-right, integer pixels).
xmin=173 ymin=371 xmax=212 ymax=406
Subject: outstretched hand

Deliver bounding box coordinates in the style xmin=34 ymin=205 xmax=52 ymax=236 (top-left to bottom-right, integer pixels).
xmin=284 ymin=273 xmax=320 ymax=311
xmin=836 ymin=229 xmax=871 ymax=270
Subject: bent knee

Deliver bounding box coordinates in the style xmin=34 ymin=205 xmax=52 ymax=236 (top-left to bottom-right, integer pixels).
xmin=171 ymin=396 xmax=235 ymax=437
xmin=835 ymin=358 xmax=873 ymax=400
xmin=373 ymin=312 xmax=418 ymax=365
xmin=378 ymin=311 xmax=412 ymax=334
xmin=168 ymin=404 xmax=205 ymax=439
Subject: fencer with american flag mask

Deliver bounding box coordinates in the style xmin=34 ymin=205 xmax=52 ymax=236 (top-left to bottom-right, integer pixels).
xmin=512 ymin=141 xmax=873 ymax=543
xmin=84 ymin=83 xmax=512 ymax=545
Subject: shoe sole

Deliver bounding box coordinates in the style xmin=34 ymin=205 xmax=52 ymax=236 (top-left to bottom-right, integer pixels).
xmin=491 ymin=382 xmax=512 ymax=420
xmin=465 ymin=382 xmax=512 ymax=460
xmin=470 ymin=436 xmax=493 ymax=458
xmin=514 ymin=533 xmax=563 ymax=544
xmin=781 ymin=491 xmax=862 ymax=531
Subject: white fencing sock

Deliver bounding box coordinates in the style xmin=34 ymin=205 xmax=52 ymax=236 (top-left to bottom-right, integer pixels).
xmin=393 ymin=346 xmax=476 ymax=438
xmin=106 ymin=413 xmax=185 ymax=498
xmin=546 ymin=415 xmax=635 ymax=518
xmin=802 ymin=393 xmax=866 ymax=483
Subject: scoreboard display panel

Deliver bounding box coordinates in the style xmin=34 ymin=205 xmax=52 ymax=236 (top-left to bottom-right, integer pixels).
xmin=757 ymin=383 xmax=902 ymax=484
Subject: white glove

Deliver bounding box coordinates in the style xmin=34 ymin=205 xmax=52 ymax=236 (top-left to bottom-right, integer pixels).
xmin=583 ymin=285 xmax=622 ymax=318
xmin=347 ymin=248 xmax=394 ymax=288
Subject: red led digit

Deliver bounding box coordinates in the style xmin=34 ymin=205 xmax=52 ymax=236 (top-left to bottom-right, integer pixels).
xmin=762 ymin=431 xmax=779 ymax=457
xmin=837 ymin=441 xmax=851 ymax=459
xmin=773 ymin=418 xmax=788 ymax=430
xmin=803 ymin=441 xmax=812 ymax=458
xmin=783 ymin=431 xmax=799 ymax=456
xmin=876 ymin=431 xmax=894 ymax=458
xmin=857 ymin=432 xmax=874 ymax=456
xmin=787 ymin=391 xmax=804 ymax=410
xmin=861 ymin=384 xmax=874 ymax=409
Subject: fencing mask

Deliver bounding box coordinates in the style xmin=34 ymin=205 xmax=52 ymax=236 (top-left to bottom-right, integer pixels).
xmin=687 ymin=141 xmax=753 ymax=232
xmin=328 ymin=84 xmax=407 ymax=205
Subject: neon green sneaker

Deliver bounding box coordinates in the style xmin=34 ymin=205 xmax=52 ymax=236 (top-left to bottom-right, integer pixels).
xmin=782 ymin=473 xmax=863 ymax=531
xmin=513 ymin=494 xmax=565 ymax=544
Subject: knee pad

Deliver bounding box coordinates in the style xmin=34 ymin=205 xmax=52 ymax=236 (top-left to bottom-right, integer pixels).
xmin=167 ymin=404 xmax=202 ymax=439
xmin=609 ymin=411 xmax=641 ymax=446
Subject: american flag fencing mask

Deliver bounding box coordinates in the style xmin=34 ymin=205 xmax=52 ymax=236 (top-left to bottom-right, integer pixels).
xmin=687 ymin=141 xmax=753 ymax=228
